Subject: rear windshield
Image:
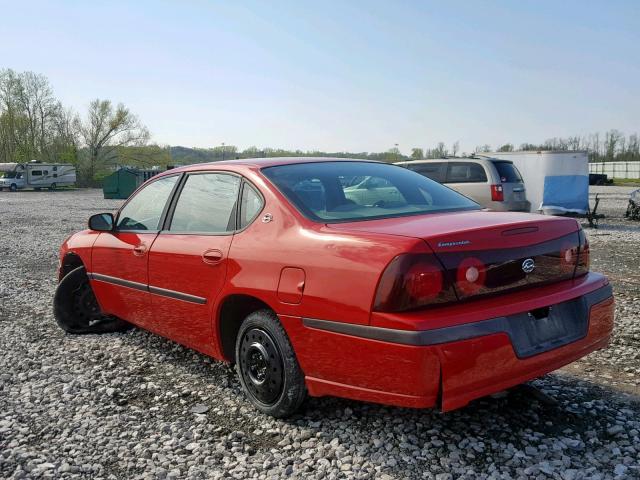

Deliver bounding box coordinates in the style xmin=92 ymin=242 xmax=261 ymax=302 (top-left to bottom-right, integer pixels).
xmin=492 ymin=161 xmax=523 ymax=183
xmin=262 ymin=161 xmax=480 ymax=222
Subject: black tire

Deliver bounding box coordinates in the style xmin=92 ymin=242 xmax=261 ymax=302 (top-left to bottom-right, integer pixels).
xmin=235 ymin=310 xmax=306 ymax=418
xmin=49 ymin=183 xmax=56 ymax=191
xmin=53 ymin=266 xmax=131 ymax=334
xmin=10 ymin=184 xmax=17 ymax=192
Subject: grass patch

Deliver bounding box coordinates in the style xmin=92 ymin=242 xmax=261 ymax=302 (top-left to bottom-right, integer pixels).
xmin=611 ymin=178 xmax=640 ymax=187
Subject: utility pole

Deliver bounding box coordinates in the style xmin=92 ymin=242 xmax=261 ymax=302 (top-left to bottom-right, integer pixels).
xmin=221 ymin=142 xmax=225 ymax=161
xmin=394 ymin=143 xmax=399 ymax=163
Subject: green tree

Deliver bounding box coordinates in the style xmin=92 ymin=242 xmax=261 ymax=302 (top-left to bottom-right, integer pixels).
xmin=384 ymin=147 xmax=401 ymax=163
xmin=79 ymin=99 xmax=149 ymax=183
xmin=411 ymin=147 xmax=424 ymax=159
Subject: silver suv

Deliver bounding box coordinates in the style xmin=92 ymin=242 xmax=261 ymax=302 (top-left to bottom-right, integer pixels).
xmin=396 ymin=157 xmax=530 ymax=212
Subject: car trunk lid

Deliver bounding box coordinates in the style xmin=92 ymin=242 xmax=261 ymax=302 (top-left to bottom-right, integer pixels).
xmin=328 ymin=211 xmax=581 ymax=300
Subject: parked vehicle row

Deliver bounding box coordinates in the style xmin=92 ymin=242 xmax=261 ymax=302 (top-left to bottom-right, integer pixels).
xmin=395 ymin=157 xmax=531 ymax=212
xmin=55 ymin=158 xmax=613 ymax=417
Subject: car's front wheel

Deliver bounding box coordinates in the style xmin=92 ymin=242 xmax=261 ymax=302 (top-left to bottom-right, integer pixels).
xmin=54 ymin=266 xmax=131 ymax=334
xmin=235 ymin=310 xmax=307 ymax=418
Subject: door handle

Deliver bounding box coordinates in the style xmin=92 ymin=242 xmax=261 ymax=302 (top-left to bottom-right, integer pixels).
xmin=132 ymin=244 xmax=147 ymax=256
xmin=202 ymin=249 xmax=224 ymax=265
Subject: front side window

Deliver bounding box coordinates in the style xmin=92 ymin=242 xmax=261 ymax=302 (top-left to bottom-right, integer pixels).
xmin=169 ymin=173 xmax=240 ymax=233
xmin=117 ymin=175 xmax=179 ymax=231
xmin=446 ymin=162 xmax=488 ymax=183
xmin=239 ymin=183 xmax=264 ymax=229
xmin=262 ymin=161 xmax=479 ymax=222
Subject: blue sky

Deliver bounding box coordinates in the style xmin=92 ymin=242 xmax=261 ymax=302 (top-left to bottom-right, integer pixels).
xmin=1 ymin=0 xmax=638 ymax=154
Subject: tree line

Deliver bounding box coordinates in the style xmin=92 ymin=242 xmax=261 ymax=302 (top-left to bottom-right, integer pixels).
xmin=169 ymin=145 xmax=409 ymax=165
xmin=491 ymin=131 xmax=640 ymax=163
xmin=172 ymin=130 xmax=640 ymax=167
xmin=0 ymin=68 xmax=154 ymax=185
xmin=1 ymin=68 xmax=639 ymax=186
xmin=409 ymin=132 xmax=640 ymax=163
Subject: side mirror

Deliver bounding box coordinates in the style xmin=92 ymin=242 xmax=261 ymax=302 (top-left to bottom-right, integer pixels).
xmin=88 ymin=213 xmax=114 ymax=232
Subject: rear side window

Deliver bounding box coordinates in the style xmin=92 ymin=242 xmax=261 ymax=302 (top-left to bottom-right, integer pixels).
xmin=31 ymin=170 xmax=42 ymax=176
xmin=446 ymin=162 xmax=488 ymax=183
xmin=169 ymin=173 xmax=240 ymax=233
xmin=117 ymin=175 xmax=179 ymax=231
xmin=492 ymin=161 xmax=523 ymax=183
xmin=408 ymin=162 xmax=446 ymax=183
xmin=239 ymin=183 xmax=264 ymax=229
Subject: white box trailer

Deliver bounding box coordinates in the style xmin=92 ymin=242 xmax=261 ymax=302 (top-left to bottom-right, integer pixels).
xmin=0 ymin=161 xmax=76 ymax=191
xmin=477 ymin=151 xmax=589 ymax=215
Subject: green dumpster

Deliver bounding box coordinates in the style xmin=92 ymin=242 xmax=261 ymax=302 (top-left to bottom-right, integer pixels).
xmin=103 ymin=168 xmax=160 ymax=199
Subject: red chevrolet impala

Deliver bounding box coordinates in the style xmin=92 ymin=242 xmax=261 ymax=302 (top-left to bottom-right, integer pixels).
xmin=54 ymin=158 xmax=614 ymax=417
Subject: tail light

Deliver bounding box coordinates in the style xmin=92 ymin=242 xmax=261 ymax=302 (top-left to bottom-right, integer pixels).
xmin=373 ymin=254 xmax=456 ymax=312
xmin=455 ymin=257 xmax=486 ymax=294
xmin=490 ymin=184 xmax=504 ymax=201
xmin=576 ymin=228 xmax=590 ymax=276
xmin=560 ymin=242 xmax=578 ymax=275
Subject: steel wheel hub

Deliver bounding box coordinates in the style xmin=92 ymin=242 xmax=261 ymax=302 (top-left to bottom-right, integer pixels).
xmin=72 ymin=283 xmax=99 ymax=323
xmin=240 ymin=328 xmax=283 ymax=405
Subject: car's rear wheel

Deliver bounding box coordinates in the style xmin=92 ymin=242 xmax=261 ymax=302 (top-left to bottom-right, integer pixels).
xmin=10 ymin=184 xmax=17 ymax=192
xmin=54 ymin=266 xmax=131 ymax=334
xmin=235 ymin=310 xmax=306 ymax=418
xmin=49 ymin=183 xmax=57 ymax=191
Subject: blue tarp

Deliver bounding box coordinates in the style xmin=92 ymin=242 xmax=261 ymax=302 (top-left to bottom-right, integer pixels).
xmin=542 ymin=175 xmax=589 ymax=213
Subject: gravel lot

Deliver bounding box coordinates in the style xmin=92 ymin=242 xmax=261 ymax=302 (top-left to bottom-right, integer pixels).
xmin=1 ymin=187 xmax=639 ymax=479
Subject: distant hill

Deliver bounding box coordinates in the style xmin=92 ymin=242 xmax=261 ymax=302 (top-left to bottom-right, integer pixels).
xmin=168 ymin=145 xmax=409 ymax=166
xmin=170 ymin=146 xmax=220 ymax=165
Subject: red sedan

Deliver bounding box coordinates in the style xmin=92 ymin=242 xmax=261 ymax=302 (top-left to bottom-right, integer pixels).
xmin=54 ymin=158 xmax=614 ymax=417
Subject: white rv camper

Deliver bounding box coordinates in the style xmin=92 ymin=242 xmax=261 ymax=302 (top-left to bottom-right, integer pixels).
xmin=0 ymin=161 xmax=76 ymax=191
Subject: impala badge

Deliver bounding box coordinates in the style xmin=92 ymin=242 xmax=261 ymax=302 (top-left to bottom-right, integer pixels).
xmin=437 ymin=240 xmax=471 ymax=248
xmin=522 ymin=258 xmax=535 ymax=273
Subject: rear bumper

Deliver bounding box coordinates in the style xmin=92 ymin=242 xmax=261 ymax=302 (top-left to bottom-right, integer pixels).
xmin=280 ymin=273 xmax=614 ymax=411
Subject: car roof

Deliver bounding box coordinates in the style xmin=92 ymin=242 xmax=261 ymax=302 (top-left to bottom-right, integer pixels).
xmin=395 ymin=157 xmax=513 ymax=165
xmin=166 ymin=157 xmax=382 ymax=174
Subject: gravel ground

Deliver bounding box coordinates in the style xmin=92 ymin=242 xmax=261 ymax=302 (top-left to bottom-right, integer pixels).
xmin=0 ymin=187 xmax=639 ymax=480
